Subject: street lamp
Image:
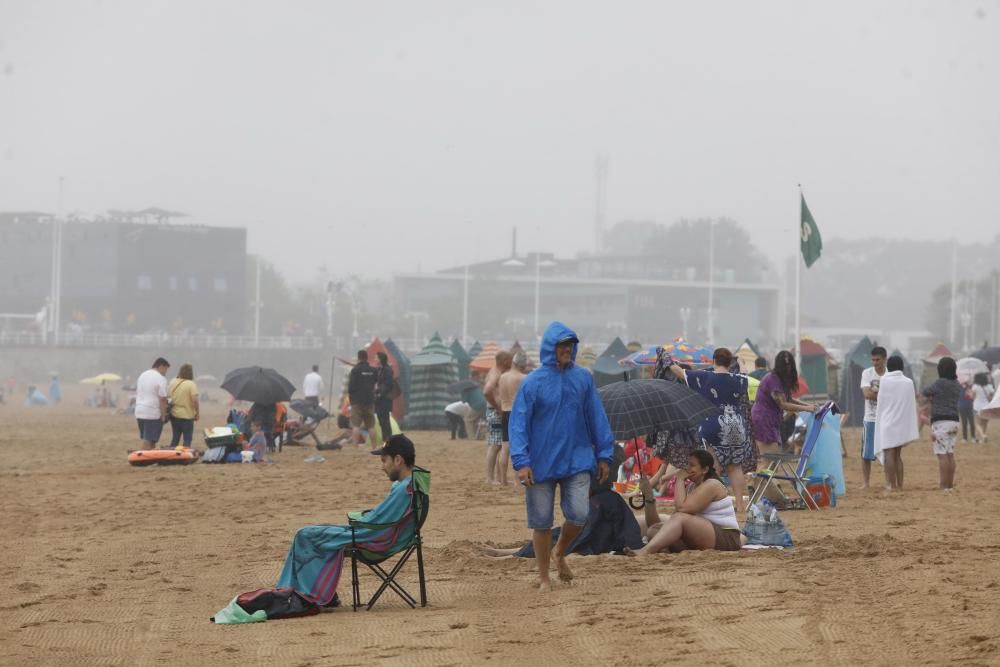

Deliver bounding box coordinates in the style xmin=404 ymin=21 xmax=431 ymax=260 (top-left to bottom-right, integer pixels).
xmin=960 ymin=311 xmax=971 ymax=353
xmin=533 ymin=257 xmax=557 ymax=339
xmin=403 ymin=311 xmax=429 ymax=351
xmin=679 ymin=307 xmax=691 ymax=340
xmin=706 ymin=220 xmax=717 ymax=346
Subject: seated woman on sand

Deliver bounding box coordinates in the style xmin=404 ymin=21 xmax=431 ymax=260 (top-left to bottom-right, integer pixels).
xmin=626 ymin=450 xmax=746 ymax=555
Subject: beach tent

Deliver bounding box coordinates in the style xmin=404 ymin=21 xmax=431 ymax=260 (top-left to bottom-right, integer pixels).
xmin=890 ymin=349 xmax=915 ymax=384
xmin=576 ymin=346 xmax=597 ymax=369
xmin=467 ymin=340 xmax=483 ymax=360
xmin=406 ymin=333 xmax=459 ymax=430
xmin=735 ymin=339 xmax=762 ymax=374
xmin=921 ymin=343 xmax=954 ymax=389
xmin=450 ymin=339 xmax=472 ymax=381
xmin=469 ymin=342 xmax=501 ymax=373
xmin=800 ymin=338 xmax=831 ymax=398
xmin=383 ymin=338 xmax=412 ymax=423
xmin=592 ymin=337 xmax=635 ymax=388
xmin=839 ymin=336 xmax=874 ymax=427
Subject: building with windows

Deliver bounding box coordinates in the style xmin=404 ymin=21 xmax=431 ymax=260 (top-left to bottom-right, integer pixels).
xmin=0 ymin=211 xmax=247 ymax=333
xmin=393 ymin=252 xmax=781 ymax=347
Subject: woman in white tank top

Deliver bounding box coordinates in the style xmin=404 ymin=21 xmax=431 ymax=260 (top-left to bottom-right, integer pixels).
xmin=626 ymin=450 xmax=746 ymax=555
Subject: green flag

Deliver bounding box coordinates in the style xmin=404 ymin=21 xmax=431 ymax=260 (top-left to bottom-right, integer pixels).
xmin=800 ymin=193 xmax=822 ymax=268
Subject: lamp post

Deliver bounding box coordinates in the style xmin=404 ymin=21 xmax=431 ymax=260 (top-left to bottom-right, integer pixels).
xmin=960 ymin=311 xmax=971 ymax=353
xmin=534 ymin=256 xmax=557 ymax=339
xmin=679 ymin=307 xmax=692 ymax=340
xmin=706 ymin=220 xmax=716 ymax=346
xmin=462 ymin=263 xmax=469 ymax=347
xmin=404 ymin=311 xmax=428 ymax=351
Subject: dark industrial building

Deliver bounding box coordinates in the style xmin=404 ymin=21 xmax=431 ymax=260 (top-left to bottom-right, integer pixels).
xmin=0 ymin=211 xmax=247 ymax=333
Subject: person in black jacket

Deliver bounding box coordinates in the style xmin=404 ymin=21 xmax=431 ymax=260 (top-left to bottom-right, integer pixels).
xmin=348 ymin=349 xmax=378 ymax=446
xmin=374 ymin=351 xmax=395 ymax=443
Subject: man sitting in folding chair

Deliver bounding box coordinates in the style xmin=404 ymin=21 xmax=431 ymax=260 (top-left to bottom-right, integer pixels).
xmin=275 ymin=434 xmax=429 ymax=611
xmin=748 ymin=402 xmax=839 ymax=510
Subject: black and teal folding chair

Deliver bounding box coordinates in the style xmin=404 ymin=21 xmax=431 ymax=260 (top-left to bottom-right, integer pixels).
xmin=345 ymin=466 xmax=430 ymax=611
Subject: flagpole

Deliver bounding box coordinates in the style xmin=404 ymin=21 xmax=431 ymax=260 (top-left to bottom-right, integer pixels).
xmin=795 ymin=185 xmax=802 ymax=366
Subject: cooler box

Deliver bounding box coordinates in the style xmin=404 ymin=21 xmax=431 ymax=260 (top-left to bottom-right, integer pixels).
xmin=805 ymin=474 xmax=836 ymax=508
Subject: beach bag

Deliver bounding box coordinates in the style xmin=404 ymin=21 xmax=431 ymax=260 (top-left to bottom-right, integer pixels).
xmin=742 ymin=499 xmax=794 ymax=547
xmin=235 ymin=588 xmax=324 ymax=620
xmin=202 ymin=446 xmax=227 ymax=463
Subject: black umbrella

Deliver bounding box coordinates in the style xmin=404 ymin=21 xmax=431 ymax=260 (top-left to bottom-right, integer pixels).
xmin=447 ymin=379 xmax=479 ymax=395
xmin=597 ymin=378 xmax=718 ymax=442
xmin=971 ymin=347 xmax=1000 ymax=366
xmin=222 ymin=366 xmax=295 ymax=403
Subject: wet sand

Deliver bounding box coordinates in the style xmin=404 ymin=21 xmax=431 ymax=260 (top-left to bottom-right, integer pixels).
xmin=2 ymin=401 xmax=999 ymax=666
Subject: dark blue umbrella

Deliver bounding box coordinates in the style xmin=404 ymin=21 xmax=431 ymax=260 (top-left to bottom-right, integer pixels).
xmin=222 ymin=366 xmax=295 ymax=403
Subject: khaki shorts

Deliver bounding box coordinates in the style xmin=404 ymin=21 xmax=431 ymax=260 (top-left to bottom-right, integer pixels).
xmin=350 ymin=403 xmax=375 ymax=428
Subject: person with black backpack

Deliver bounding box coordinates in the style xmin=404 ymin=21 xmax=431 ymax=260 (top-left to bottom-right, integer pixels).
xmin=374 ymin=352 xmax=395 ymax=443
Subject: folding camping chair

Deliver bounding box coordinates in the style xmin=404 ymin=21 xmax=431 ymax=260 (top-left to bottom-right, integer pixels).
xmin=748 ymin=414 xmax=825 ymax=511
xmin=345 ymin=466 xmax=430 ymax=611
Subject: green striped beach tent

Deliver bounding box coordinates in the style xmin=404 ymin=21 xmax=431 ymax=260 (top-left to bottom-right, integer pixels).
xmin=450 ymin=339 xmax=472 ymax=381
xmin=407 ymin=333 xmax=459 ymax=430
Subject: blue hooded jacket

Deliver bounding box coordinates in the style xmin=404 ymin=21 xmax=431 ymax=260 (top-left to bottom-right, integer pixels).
xmin=509 ymin=322 xmax=615 ymax=483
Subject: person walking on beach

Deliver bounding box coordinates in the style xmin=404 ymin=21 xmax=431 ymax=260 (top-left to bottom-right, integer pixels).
xmin=483 ymin=351 xmax=512 ymax=484
xmin=135 ymin=357 xmax=170 ymax=450
xmin=167 ymin=363 xmax=199 ymax=448
xmin=920 ymin=357 xmax=961 ymax=492
xmin=874 ymin=356 xmax=919 ymax=491
xmin=497 ymin=352 xmax=528 ymax=485
xmin=509 ymin=322 xmax=614 ymax=592
xmin=958 ymin=379 xmax=977 ymax=443
xmin=374 ymin=352 xmax=395 ymax=443
xmin=302 ymin=365 xmax=323 ymax=409
xmin=859 ymin=346 xmax=887 ymax=489
xmin=348 ymin=350 xmax=378 ymax=446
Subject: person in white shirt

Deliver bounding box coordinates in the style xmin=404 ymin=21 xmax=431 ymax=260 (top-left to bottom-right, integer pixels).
xmin=303 ymin=365 xmax=323 ymax=408
xmin=135 ymin=357 xmax=170 ymax=450
xmin=972 ymin=373 xmax=995 ymax=442
xmin=444 ymin=401 xmax=470 ymax=440
xmin=859 ymin=346 xmax=887 ymax=489
xmin=874 ymin=356 xmax=920 ymax=490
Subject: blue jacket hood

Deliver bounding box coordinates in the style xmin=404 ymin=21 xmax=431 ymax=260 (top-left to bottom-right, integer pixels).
xmin=540 ymin=321 xmax=579 ymax=368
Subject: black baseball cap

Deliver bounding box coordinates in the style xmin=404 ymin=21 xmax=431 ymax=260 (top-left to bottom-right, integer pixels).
xmin=371 ymin=434 xmax=416 ymax=463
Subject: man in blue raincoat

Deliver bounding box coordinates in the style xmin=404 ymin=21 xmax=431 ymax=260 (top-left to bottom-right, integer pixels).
xmin=509 ymin=322 xmax=615 ymax=591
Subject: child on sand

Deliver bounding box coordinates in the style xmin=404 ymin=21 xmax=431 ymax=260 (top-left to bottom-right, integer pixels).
xmin=247 ymin=420 xmax=268 ymax=462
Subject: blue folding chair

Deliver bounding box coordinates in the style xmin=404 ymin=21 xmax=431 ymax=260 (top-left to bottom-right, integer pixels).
xmin=748 ymin=402 xmax=839 ymax=511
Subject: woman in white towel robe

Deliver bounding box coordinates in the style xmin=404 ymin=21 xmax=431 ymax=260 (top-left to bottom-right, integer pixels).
xmin=874 ymin=356 xmax=920 ymax=490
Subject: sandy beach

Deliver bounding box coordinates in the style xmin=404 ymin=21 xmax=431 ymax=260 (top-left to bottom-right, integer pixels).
xmin=2 ymin=399 xmax=999 ymax=666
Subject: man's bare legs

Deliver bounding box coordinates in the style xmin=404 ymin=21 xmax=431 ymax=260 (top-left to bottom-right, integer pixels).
xmin=495 ymin=442 xmax=510 ymax=484
xmin=883 ymin=448 xmax=904 ymax=489
xmin=861 ymin=459 xmax=872 ymax=489
xmin=937 ymin=453 xmax=955 ymax=490
xmin=485 ymin=444 xmax=501 ymax=484
xmin=551 ymin=522 xmax=582 ymax=583
xmin=532 ymin=522 xmax=583 ymax=592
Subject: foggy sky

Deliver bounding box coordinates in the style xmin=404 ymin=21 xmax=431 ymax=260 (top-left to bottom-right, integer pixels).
xmin=2 ymin=1 xmax=998 ymax=284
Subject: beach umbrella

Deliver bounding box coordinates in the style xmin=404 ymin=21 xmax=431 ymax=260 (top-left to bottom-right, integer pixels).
xmin=981 ymin=389 xmax=1000 ymax=420
xmin=957 ymin=357 xmax=989 ymax=384
xmin=597 ymin=378 xmax=719 ymax=442
xmin=222 ymin=366 xmax=295 ymax=403
xmin=447 ymin=379 xmax=479 ymax=395
xmin=80 ymin=373 xmax=122 ymax=385
xmin=196 ymin=374 xmax=218 ymax=383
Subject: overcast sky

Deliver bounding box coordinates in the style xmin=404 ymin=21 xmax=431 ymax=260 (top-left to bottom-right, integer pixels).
xmin=2 ymin=0 xmax=998 ymax=283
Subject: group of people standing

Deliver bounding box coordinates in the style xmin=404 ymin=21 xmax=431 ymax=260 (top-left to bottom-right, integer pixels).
xmin=861 ymin=345 xmax=997 ymax=493
xmin=134 ymin=357 xmax=200 ymax=450
xmin=346 ymin=349 xmax=397 ymax=447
